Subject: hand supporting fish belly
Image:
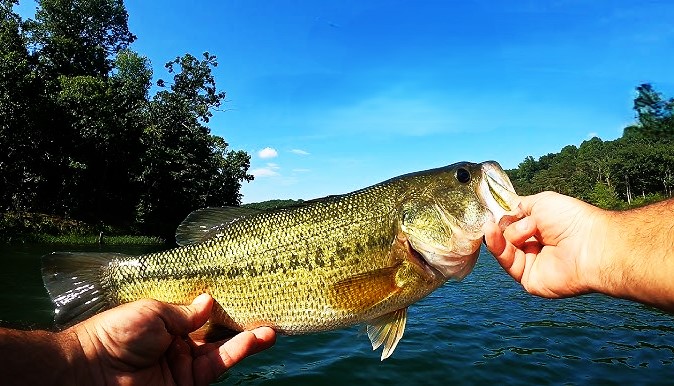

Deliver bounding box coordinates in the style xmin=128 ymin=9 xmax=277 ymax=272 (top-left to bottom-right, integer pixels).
xmin=42 ymin=161 xmax=520 ymax=360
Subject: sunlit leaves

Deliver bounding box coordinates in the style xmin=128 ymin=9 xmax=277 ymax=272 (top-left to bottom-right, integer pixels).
xmin=0 ymin=2 xmax=252 ymax=237
xmin=510 ymin=84 xmax=674 ymax=209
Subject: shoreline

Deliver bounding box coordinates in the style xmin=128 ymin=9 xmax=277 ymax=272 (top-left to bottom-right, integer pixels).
xmin=1 ymin=233 xmax=165 ymax=246
xmin=1 ymin=212 xmax=165 ymax=246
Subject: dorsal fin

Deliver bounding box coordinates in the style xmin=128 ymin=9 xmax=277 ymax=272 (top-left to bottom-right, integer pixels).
xmin=175 ymin=207 xmax=264 ymax=246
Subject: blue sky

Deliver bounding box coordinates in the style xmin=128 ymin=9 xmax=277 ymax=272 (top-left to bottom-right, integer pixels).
xmin=17 ymin=1 xmax=674 ymax=203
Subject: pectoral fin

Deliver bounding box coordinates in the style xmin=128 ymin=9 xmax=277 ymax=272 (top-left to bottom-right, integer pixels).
xmin=328 ymin=266 xmax=400 ymax=311
xmin=189 ymin=298 xmax=241 ymax=342
xmin=189 ymin=320 xmax=239 ymax=342
xmin=366 ymin=308 xmax=408 ymax=360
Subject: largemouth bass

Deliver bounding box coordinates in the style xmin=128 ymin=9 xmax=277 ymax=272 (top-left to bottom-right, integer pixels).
xmin=42 ymin=161 xmax=519 ymax=360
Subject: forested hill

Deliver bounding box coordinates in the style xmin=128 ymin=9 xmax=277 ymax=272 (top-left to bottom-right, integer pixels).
xmin=508 ymin=84 xmax=674 ymax=209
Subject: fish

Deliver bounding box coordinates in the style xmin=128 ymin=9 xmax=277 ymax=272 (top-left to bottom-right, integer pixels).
xmin=42 ymin=161 xmax=520 ymax=360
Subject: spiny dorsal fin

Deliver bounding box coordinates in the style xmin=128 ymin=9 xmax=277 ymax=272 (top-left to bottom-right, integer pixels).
xmin=175 ymin=207 xmax=264 ymax=246
xmin=366 ymin=308 xmax=408 ymax=360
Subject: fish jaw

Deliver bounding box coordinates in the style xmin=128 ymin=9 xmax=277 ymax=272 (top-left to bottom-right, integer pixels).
xmin=398 ymin=226 xmax=481 ymax=282
xmin=478 ymin=161 xmax=522 ymax=228
xmin=407 ymin=235 xmax=481 ymax=281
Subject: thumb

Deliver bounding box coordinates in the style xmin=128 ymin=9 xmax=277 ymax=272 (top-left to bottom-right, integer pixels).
xmin=158 ymin=293 xmax=214 ymax=336
xmin=503 ymin=216 xmax=538 ymax=247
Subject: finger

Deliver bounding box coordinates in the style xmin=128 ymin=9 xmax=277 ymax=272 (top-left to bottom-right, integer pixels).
xmin=519 ymin=240 xmax=543 ymax=292
xmin=484 ymin=220 xmax=519 ymax=278
xmin=156 ymin=293 xmax=214 ymax=337
xmin=191 ymin=327 xmax=276 ymax=356
xmin=483 ymin=221 xmax=506 ymax=257
xmin=167 ymin=337 xmax=194 ymax=386
xmin=484 ymin=220 xmax=524 ymax=267
xmin=217 ymin=327 xmax=276 ymax=368
xmin=485 ymin=217 xmax=543 ymax=285
xmin=250 ymin=326 xmax=276 ymax=352
xmin=503 ymin=217 xmax=537 ymax=247
xmin=193 ymin=327 xmax=276 ymax=386
xmin=518 ymin=191 xmax=557 ymax=216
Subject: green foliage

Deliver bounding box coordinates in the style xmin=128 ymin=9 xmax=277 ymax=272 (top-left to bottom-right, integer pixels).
xmin=27 ymin=0 xmax=135 ymax=77
xmin=0 ymin=212 xmax=94 ymax=237
xmin=29 ymin=234 xmax=162 ymax=245
xmin=0 ymin=2 xmax=253 ymax=237
xmin=625 ymin=83 xmax=674 ymax=142
xmin=590 ymin=182 xmax=624 ymax=210
xmin=0 ymin=211 xmax=161 ymax=244
xmin=509 ymin=83 xmax=674 ymax=208
xmin=244 ymin=199 xmax=306 ymax=210
xmin=0 ymin=2 xmax=47 ymax=212
xmin=135 ymin=52 xmax=253 ymax=236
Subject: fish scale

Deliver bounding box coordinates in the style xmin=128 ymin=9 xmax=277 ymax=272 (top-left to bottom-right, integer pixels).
xmin=42 ymin=161 xmax=520 ymax=360
xmin=107 ymin=183 xmax=411 ymax=332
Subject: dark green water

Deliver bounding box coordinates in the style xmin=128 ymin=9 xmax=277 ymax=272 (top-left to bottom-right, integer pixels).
xmin=1 ymin=244 xmax=673 ymax=385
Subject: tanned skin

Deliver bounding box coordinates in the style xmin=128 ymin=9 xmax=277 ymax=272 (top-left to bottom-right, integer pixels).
xmin=0 ymin=294 xmax=276 ymax=386
xmin=484 ymin=191 xmax=674 ymax=312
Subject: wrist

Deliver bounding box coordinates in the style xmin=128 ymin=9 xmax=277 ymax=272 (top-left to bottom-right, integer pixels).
xmin=55 ymin=328 xmax=94 ymax=385
xmin=577 ymin=206 xmax=614 ymax=296
xmin=0 ymin=328 xmax=84 ymax=386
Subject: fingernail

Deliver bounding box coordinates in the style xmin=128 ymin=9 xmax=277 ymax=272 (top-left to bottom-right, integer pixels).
xmin=192 ymin=293 xmax=210 ymax=306
xmin=516 ymin=217 xmax=531 ymax=231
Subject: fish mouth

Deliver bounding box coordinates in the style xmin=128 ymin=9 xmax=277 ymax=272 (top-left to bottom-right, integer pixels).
xmin=480 ymin=162 xmax=521 ymax=226
xmin=403 ymin=230 xmax=482 ymax=281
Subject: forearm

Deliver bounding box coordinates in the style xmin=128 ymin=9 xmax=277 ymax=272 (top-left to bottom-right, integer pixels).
xmin=593 ymin=199 xmax=674 ymax=312
xmin=0 ymin=327 xmax=89 ymax=385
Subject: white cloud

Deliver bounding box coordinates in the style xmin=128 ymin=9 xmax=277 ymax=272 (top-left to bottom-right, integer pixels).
xmin=586 ymin=132 xmax=599 ymax=139
xmin=292 ymin=168 xmax=311 ymax=173
xmin=251 ymin=163 xmax=280 ymax=177
xmin=290 ymin=149 xmax=310 ymax=155
xmin=258 ymin=147 xmax=278 ymax=159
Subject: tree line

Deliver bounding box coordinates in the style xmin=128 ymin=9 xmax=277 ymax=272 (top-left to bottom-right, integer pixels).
xmin=0 ymin=0 xmax=253 ymax=237
xmin=2 ymin=1 xmax=672 ymax=241
xmin=508 ymin=83 xmax=674 ymax=209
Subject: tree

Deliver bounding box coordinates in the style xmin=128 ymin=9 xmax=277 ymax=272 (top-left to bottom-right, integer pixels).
xmin=50 ymin=49 xmax=152 ymax=224
xmin=1 ymin=1 xmax=254 ymax=238
xmin=137 ymin=53 xmax=253 ymax=236
xmin=0 ymin=1 xmax=45 ymax=212
xmin=624 ymin=83 xmax=674 ymax=143
xmin=15 ymin=0 xmax=142 ymax=223
xmin=590 ymin=182 xmax=623 ymax=210
xmin=26 ymin=0 xmax=135 ymax=77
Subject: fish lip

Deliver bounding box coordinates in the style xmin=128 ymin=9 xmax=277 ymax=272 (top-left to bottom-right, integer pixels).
xmin=486 ymin=173 xmax=513 ymax=212
xmin=480 ymin=162 xmax=521 ymax=224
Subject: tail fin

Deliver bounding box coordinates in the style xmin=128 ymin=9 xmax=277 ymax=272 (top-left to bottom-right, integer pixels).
xmin=41 ymin=252 xmax=127 ymax=328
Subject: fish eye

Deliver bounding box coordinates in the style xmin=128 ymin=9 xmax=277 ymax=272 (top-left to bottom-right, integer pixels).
xmin=456 ymin=167 xmax=471 ymax=184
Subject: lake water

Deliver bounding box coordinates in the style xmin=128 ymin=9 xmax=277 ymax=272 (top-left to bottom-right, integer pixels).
xmin=1 ymin=244 xmax=673 ymax=385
